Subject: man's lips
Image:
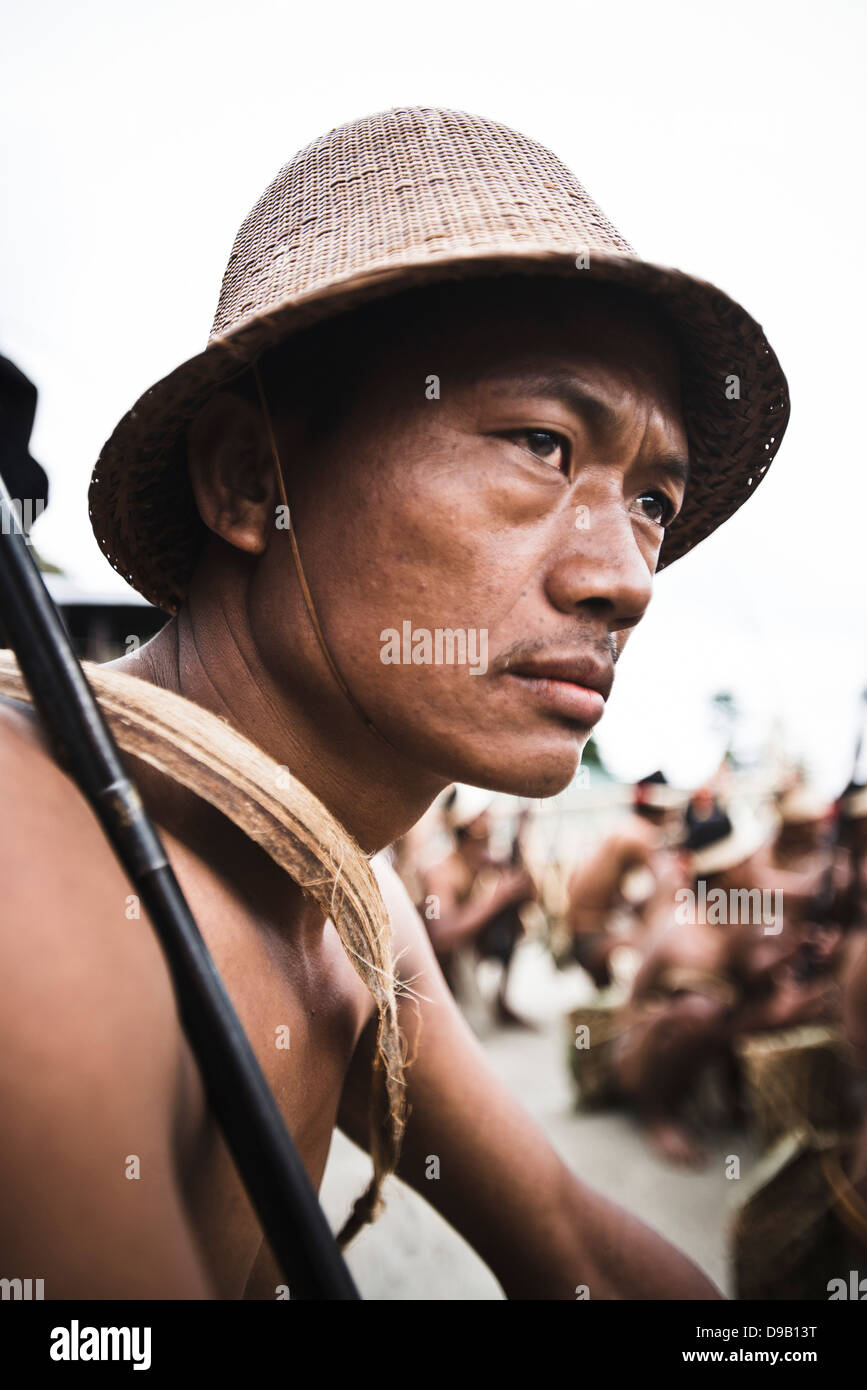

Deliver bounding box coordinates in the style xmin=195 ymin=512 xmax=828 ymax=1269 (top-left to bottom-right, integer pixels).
xmin=504 ymin=655 xmax=613 ymax=726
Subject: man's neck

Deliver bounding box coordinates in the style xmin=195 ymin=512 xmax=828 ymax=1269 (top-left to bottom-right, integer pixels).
xmin=110 ymin=601 xmax=445 ymax=855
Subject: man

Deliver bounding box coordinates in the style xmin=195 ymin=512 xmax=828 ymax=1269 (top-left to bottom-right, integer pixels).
xmin=565 ymin=772 xmax=685 ymax=988
xmin=0 ymin=106 xmax=789 ymax=1298
xmin=420 ymin=787 xmax=536 ymax=1024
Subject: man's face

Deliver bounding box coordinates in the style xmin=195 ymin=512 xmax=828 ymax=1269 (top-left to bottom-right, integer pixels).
xmin=262 ymin=282 xmax=688 ymax=798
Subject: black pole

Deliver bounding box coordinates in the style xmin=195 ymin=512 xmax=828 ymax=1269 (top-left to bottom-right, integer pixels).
xmin=0 ymin=473 xmax=360 ymax=1300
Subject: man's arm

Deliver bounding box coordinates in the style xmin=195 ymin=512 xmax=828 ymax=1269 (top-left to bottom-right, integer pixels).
xmin=337 ymin=858 xmax=719 ymax=1300
xmin=422 ymin=858 xmax=533 ymax=955
xmin=0 ymin=713 xmax=213 ymax=1298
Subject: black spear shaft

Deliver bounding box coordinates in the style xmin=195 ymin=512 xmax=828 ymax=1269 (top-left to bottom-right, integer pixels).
xmin=0 ymin=473 xmax=359 ymax=1301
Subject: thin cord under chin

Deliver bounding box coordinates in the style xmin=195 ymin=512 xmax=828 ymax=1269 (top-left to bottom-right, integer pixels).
xmin=251 ymin=361 xmax=394 ymax=752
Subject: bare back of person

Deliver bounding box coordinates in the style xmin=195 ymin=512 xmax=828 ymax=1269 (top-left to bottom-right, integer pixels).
xmin=565 ymin=817 xmax=661 ymax=986
xmin=567 ymin=817 xmax=660 ymax=926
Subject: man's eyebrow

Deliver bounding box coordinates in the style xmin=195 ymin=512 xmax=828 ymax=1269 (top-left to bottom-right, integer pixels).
xmin=485 ymin=370 xmax=690 ymax=484
xmin=487 ymin=371 xmax=620 ymax=434
xmin=651 ymin=454 xmax=690 ymax=487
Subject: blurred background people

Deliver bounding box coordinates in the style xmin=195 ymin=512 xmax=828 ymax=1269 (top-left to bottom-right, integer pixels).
xmin=564 ymin=772 xmax=685 ymax=990
xmin=417 ymin=786 xmax=538 ymax=1026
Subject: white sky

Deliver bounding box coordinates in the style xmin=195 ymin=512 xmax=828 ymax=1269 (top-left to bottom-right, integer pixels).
xmin=2 ymin=0 xmax=865 ymax=794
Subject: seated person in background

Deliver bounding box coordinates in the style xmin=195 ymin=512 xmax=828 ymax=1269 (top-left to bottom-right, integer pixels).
xmin=575 ymin=799 xmax=836 ymax=1165
xmin=419 ymin=786 xmax=536 ymax=1025
xmin=565 ymin=771 xmax=684 ymax=989
xmin=782 ymin=780 xmax=867 ymax=981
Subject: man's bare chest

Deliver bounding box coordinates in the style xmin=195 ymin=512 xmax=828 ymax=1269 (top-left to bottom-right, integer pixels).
xmin=161 ymin=827 xmax=374 ymax=1296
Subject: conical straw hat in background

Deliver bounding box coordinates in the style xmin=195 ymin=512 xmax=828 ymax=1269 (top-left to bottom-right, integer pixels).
xmin=89 ymin=106 xmax=790 ymax=614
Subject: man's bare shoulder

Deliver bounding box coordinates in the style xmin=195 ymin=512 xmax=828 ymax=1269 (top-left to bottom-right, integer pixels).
xmin=0 ymin=703 xmax=208 ymax=1296
xmin=0 ymin=700 xmax=185 ymax=1078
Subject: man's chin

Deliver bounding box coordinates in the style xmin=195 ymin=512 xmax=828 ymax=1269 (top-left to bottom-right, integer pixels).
xmin=446 ymin=739 xmax=584 ymax=800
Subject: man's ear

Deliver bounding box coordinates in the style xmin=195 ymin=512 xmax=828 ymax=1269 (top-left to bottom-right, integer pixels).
xmin=186 ymin=391 xmax=276 ymax=556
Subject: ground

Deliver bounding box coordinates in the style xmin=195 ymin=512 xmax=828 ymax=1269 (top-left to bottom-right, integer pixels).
xmin=319 ymin=940 xmax=758 ymax=1299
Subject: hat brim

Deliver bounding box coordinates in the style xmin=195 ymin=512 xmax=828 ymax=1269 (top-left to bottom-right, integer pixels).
xmin=89 ymin=247 xmax=789 ymax=614
xmin=688 ymin=809 xmax=776 ymax=877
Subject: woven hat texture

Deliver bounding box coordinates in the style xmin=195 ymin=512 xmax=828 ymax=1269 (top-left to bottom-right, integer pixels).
xmin=89 ymin=106 xmax=789 ymax=613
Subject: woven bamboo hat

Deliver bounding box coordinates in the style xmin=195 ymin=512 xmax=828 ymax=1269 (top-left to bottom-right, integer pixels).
xmin=89 ymin=106 xmax=790 ymax=614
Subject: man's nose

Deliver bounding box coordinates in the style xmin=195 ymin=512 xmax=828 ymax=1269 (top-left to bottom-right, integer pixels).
xmin=544 ymin=497 xmax=655 ymax=634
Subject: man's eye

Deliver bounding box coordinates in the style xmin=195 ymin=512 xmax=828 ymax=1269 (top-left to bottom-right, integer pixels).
xmin=637 ymin=490 xmax=676 ymax=527
xmin=507 ymin=429 xmax=570 ymax=473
